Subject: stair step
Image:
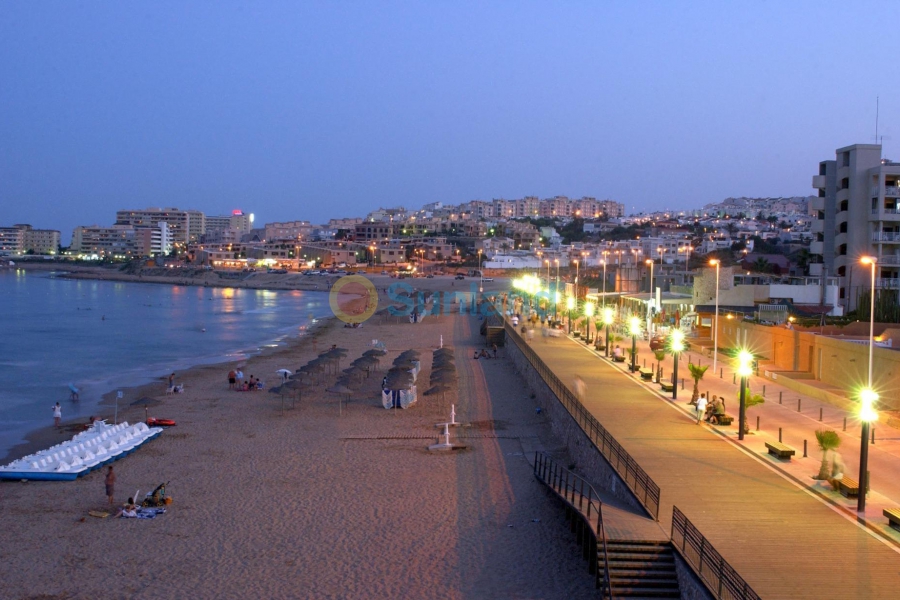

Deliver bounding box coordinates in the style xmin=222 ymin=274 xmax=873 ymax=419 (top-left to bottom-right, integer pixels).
xmin=609 ymin=587 xmax=681 ymax=598
xmin=606 ymin=561 xmax=674 ymax=570
xmin=608 ymin=554 xmax=675 ymax=563
xmin=611 ymin=577 xmax=678 ymax=590
xmin=609 ymin=569 xmax=678 ymax=579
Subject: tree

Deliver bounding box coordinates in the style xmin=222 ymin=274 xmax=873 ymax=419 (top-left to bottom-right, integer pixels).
xmin=734 ymin=387 xmax=765 ymax=433
xmin=814 ymin=429 xmax=841 ymax=480
xmin=688 ymin=363 xmax=709 ymax=403
xmin=654 ymin=349 xmax=667 ymax=382
xmin=752 ymin=257 xmax=771 ymax=273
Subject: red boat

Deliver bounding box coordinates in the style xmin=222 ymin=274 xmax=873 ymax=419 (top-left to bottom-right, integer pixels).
xmin=146 ymin=418 xmax=176 ymax=427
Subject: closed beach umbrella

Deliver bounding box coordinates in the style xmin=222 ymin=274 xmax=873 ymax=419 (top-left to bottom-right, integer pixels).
xmin=398 ymin=350 xmax=421 ymax=359
xmin=362 ymin=349 xmax=385 ymax=357
xmin=424 ymin=383 xmax=452 ymax=396
xmin=326 ymin=383 xmax=353 ymax=416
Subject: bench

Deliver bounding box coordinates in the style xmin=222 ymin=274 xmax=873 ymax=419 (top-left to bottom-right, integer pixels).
xmin=639 ymin=369 xmax=654 ymax=380
xmin=612 ymin=355 xmax=626 ymax=363
xmin=839 ymin=476 xmax=860 ymax=498
xmin=765 ymin=441 xmax=795 ymax=460
xmin=884 ymin=508 xmax=900 ymax=531
xmin=660 ymin=382 xmax=674 ymax=393
xmin=710 ymin=414 xmax=733 ymax=426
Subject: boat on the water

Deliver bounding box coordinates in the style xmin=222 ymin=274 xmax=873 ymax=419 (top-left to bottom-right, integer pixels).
xmin=0 ymin=420 xmax=163 ymax=481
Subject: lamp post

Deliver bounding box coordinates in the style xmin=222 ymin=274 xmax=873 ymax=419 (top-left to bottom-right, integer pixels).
xmin=603 ymin=307 xmax=615 ymax=358
xmin=478 ymin=250 xmax=483 ymax=293
xmin=645 ymin=258 xmax=654 ymax=294
xmin=566 ymin=296 xmax=575 ymax=334
xmin=601 ymin=259 xmax=608 ymax=309
xmin=670 ymin=330 xmax=685 ymax=400
xmin=554 ymin=258 xmax=560 ymax=319
xmin=736 ymin=350 xmax=754 ymax=440
xmin=709 ymin=259 xmax=721 ymax=377
xmin=584 ymin=301 xmax=595 ymax=343
xmin=858 ymin=256 xmax=879 ymax=512
xmin=574 ymin=259 xmax=580 ymax=289
xmin=629 ymin=316 xmax=641 ymax=373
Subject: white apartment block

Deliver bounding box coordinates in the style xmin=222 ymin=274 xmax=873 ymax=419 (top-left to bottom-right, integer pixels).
xmin=265 ymin=220 xmax=314 ymax=241
xmin=811 ymin=144 xmax=900 ymax=310
xmin=116 ymin=208 xmax=205 ymax=244
xmin=71 ymin=225 xmax=135 ymax=256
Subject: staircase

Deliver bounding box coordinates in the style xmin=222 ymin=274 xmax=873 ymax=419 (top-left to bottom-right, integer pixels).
xmin=604 ymin=540 xmax=681 ymax=598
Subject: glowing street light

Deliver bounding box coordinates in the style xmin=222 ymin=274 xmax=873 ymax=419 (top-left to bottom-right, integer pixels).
xmin=584 ymin=301 xmax=595 ymax=343
xmin=670 ymin=329 xmax=685 ymax=400
xmin=858 ymin=256 xmax=879 ymax=512
xmin=603 ymin=307 xmax=615 ymax=358
xmin=709 ymin=259 xmax=721 ymax=377
xmin=736 ymin=350 xmax=754 ymax=440
xmin=629 ymin=316 xmax=642 ymax=373
xmin=645 ymin=258 xmax=654 ymax=295
xmin=601 ymin=259 xmax=608 ymax=308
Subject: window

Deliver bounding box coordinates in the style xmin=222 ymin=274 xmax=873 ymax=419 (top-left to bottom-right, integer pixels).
xmin=842 ymin=152 xmax=850 ymax=167
xmin=839 ymin=200 xmax=849 ymax=212
xmin=840 ymin=177 xmax=849 ymax=190
xmin=838 ymin=244 xmax=847 ymax=256
xmin=839 ymin=222 xmax=848 ymax=233
xmin=840 ymin=287 xmax=846 ymax=299
xmin=837 ymin=266 xmax=846 ymax=276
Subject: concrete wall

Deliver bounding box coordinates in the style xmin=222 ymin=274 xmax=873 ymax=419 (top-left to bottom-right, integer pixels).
xmin=717 ymin=319 xmax=900 ymax=410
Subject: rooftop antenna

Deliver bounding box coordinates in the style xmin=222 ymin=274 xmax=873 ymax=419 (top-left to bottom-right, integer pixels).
xmin=876 ymin=96 xmax=880 ymax=147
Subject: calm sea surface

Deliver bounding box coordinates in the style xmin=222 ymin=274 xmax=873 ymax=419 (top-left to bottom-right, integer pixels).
xmin=0 ymin=270 xmax=333 ymax=458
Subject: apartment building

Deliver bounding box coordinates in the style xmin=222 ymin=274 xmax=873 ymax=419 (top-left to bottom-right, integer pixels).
xmin=0 ymin=224 xmax=60 ymax=255
xmin=811 ymin=144 xmax=900 ymax=310
xmin=71 ymin=225 xmax=136 ymax=256
xmin=265 ymin=220 xmax=314 ymax=241
xmin=206 ymin=210 xmax=253 ymax=233
xmin=116 ymin=208 xmax=205 ymax=244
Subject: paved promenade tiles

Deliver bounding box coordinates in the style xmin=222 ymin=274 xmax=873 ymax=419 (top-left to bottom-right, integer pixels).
xmin=521 ymin=332 xmax=900 ymax=599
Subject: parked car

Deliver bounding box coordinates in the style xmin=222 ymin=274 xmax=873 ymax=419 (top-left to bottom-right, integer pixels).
xmin=426 ymin=274 xmax=434 ymax=279
xmin=482 ymin=277 xmax=494 ymax=282
xmin=356 ymin=270 xmax=366 ymax=274
xmin=455 ymin=274 xmax=465 ymax=280
xmin=649 ymin=336 xmax=666 ymax=351
xmin=381 ymin=270 xmax=388 ymax=275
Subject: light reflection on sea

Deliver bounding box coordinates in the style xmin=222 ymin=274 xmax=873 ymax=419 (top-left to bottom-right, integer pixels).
xmin=0 ymin=270 xmax=332 ymax=458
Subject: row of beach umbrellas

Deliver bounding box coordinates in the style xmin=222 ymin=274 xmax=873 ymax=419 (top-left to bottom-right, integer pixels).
xmin=425 ymin=347 xmax=456 ymax=400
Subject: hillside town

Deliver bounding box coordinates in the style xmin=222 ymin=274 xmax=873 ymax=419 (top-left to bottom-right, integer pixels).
xmin=4 ymin=143 xmax=900 ymax=321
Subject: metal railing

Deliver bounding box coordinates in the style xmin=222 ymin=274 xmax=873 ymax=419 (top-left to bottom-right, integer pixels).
xmin=671 ymin=507 xmax=761 ymax=600
xmin=534 ymin=452 xmax=613 ymax=598
xmin=505 ymin=321 xmax=661 ymax=520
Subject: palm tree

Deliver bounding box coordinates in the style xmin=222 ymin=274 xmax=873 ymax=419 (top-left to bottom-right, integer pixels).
xmin=734 ymin=388 xmax=765 ymax=433
xmin=654 ymin=349 xmax=667 ymax=382
xmin=753 ymin=257 xmax=770 ymax=273
xmin=688 ymin=363 xmax=709 ymax=403
xmin=814 ymin=430 xmax=841 ymax=480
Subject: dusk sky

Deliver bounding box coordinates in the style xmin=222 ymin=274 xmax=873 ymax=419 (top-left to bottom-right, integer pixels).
xmin=2 ymin=2 xmax=899 ymax=239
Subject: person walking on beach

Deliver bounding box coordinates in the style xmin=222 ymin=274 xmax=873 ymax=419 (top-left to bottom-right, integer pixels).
xmin=105 ymin=466 xmax=116 ymax=506
xmin=52 ymin=402 xmax=62 ymax=428
xmin=695 ymin=394 xmax=708 ymax=425
xmin=168 ymin=373 xmax=175 ymax=389
xmin=227 ymin=370 xmax=236 ymax=390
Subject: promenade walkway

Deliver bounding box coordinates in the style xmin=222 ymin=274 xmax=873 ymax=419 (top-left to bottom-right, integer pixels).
xmin=516 ymin=325 xmax=900 ymax=599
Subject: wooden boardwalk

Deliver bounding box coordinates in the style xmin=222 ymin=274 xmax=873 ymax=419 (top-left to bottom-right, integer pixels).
xmin=519 ymin=328 xmax=900 ymax=599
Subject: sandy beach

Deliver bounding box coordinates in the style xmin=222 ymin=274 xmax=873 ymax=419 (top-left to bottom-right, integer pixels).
xmin=0 ymin=278 xmax=595 ymax=599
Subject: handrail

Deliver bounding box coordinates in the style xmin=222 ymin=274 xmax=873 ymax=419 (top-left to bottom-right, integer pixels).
xmin=671 ymin=507 xmax=761 ymax=600
xmin=534 ymin=452 xmax=613 ymax=599
xmin=505 ymin=320 xmax=661 ymax=520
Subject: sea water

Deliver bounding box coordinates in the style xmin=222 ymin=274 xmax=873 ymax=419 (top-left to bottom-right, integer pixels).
xmin=0 ymin=269 xmax=333 ymax=458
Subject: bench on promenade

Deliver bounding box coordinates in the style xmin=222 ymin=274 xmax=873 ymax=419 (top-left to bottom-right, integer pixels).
xmin=839 ymin=476 xmax=860 ymax=498
xmin=765 ymin=441 xmax=795 ymax=460
xmin=639 ymin=368 xmax=654 ymax=380
xmin=612 ymin=354 xmax=626 ymax=363
xmin=710 ymin=414 xmax=733 ymax=426
xmin=884 ymin=508 xmax=900 ymax=531
xmin=660 ymin=381 xmax=674 ymax=393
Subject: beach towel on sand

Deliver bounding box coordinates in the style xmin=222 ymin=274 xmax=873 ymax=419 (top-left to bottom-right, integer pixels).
xmin=135 ymin=508 xmax=166 ymax=520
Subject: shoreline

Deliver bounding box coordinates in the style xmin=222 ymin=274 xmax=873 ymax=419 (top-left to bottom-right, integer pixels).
xmin=1 ymin=302 xmax=342 ymax=466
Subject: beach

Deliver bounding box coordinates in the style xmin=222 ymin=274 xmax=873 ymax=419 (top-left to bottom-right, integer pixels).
xmin=0 ymin=278 xmax=595 ymax=600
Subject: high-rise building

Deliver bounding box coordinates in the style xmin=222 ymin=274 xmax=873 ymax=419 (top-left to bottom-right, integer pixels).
xmin=811 ymin=144 xmax=900 ymax=310
xmin=115 ymin=208 xmax=205 ymax=244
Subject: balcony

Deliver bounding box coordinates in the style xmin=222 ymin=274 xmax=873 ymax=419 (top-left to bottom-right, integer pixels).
xmin=872 ymin=186 xmax=900 ymax=198
xmin=876 ymin=278 xmax=900 ymax=289
xmin=810 ymin=196 xmax=825 ymax=211
xmin=809 ymin=263 xmax=823 ymax=276
xmin=872 ymin=232 xmax=900 ymax=242
xmin=878 ymin=255 xmax=900 ymax=266
xmin=870 ymin=208 xmax=900 ymax=221
xmin=810 ymin=241 xmax=824 ymax=255
xmin=812 ymin=175 xmax=827 ymax=189
xmin=811 ymin=219 xmax=824 ymax=234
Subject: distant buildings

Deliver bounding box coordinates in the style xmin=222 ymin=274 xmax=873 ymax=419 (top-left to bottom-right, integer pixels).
xmin=115 ymin=208 xmax=205 ymax=244
xmin=0 ymin=224 xmax=61 ymax=256
xmin=810 ymin=143 xmax=900 ymax=310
